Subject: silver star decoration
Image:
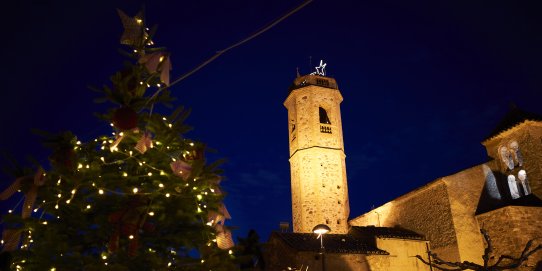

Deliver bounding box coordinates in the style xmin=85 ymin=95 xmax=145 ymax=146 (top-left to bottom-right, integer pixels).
xmin=310 ymin=60 xmax=327 ymax=76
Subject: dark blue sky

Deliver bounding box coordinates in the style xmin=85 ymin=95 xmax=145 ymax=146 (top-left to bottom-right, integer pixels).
xmin=1 ymin=0 xmax=542 ymax=241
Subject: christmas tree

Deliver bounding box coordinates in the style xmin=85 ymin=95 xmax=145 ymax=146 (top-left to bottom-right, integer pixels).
xmin=0 ymin=9 xmax=236 ymax=270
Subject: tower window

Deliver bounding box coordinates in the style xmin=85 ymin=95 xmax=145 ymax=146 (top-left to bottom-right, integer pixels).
xmin=319 ymin=107 xmax=331 ymax=124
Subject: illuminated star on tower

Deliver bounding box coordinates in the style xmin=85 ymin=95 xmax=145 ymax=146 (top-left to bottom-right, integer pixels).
xmin=312 ymin=60 xmax=327 ymax=76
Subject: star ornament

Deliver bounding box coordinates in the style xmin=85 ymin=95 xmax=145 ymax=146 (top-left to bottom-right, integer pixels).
xmin=117 ymin=9 xmax=145 ymax=46
xmin=315 ymin=60 xmax=327 ymax=76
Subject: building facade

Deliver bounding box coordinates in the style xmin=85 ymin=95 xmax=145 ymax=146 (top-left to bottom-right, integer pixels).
xmin=266 ymin=72 xmax=542 ymax=270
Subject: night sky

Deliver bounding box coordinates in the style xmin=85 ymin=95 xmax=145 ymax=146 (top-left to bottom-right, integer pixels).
xmin=1 ymin=0 xmax=542 ymax=242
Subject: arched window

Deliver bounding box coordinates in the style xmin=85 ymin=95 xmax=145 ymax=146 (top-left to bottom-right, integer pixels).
xmin=499 ymin=146 xmax=514 ymax=170
xmin=508 ymin=175 xmax=520 ymax=199
xmin=509 ymin=141 xmax=523 ymax=167
xmin=319 ymin=107 xmax=331 ymax=124
xmin=518 ymin=170 xmax=531 ymax=195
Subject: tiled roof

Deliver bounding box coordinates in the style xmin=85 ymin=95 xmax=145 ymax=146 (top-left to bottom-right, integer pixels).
xmin=271 ymin=226 xmax=424 ymax=254
xmin=273 ymin=232 xmax=388 ymax=254
xmin=350 ymin=226 xmax=425 ymax=240
xmin=484 ymin=106 xmax=542 ymax=141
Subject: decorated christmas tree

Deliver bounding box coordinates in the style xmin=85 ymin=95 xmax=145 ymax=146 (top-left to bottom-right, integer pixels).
xmin=0 ymin=10 xmax=236 ymax=270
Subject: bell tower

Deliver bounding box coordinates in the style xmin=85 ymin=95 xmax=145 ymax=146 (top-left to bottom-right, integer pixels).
xmin=284 ymin=67 xmax=350 ymax=234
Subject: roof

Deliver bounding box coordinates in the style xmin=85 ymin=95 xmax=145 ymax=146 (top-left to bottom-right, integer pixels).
xmin=350 ymin=226 xmax=425 ymax=240
xmin=270 ymin=226 xmax=424 ymax=255
xmin=476 ymin=194 xmax=542 ymax=215
xmin=484 ymin=106 xmax=542 ymax=141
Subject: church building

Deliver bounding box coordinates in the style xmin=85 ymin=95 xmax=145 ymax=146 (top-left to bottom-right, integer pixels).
xmin=265 ymin=66 xmax=542 ymax=271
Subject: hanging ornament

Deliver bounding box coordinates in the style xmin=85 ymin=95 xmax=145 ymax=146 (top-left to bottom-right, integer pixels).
xmin=117 ymin=9 xmax=144 ymax=46
xmin=112 ymin=106 xmax=138 ymax=131
xmin=135 ymin=132 xmax=153 ymax=154
xmin=50 ymin=147 xmax=76 ymax=172
xmin=138 ymin=52 xmax=172 ymax=85
xmin=183 ymin=147 xmax=204 ymax=161
xmin=215 ymin=224 xmax=234 ymax=250
xmin=170 ymin=160 xmax=192 ymax=180
xmin=108 ymin=196 xmax=154 ymax=257
xmin=0 ymin=168 xmax=46 ymax=252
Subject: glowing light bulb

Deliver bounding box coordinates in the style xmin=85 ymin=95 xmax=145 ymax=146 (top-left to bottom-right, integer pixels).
xmin=147 ymin=172 xmax=153 ymax=176
xmin=129 ymin=235 xmax=134 ymax=239
xmin=123 ymin=172 xmax=128 ymax=177
xmin=165 ymin=193 xmax=170 ymax=198
xmin=148 ymin=211 xmax=154 ymax=216
xmin=133 ymin=188 xmax=138 ymax=194
xmin=197 ymin=195 xmax=202 ymax=200
xmin=71 ymin=189 xmax=76 ymax=194
xmin=86 ymin=205 xmax=91 ymax=209
xmin=159 ymin=183 xmax=164 ymax=188
xmin=99 ymin=189 xmax=104 ymax=195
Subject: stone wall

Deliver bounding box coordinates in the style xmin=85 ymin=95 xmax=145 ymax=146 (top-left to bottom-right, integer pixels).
xmin=376 ymin=238 xmax=431 ymax=271
xmin=349 ymin=180 xmax=461 ymax=261
xmin=476 ymin=206 xmax=542 ymax=270
xmin=441 ymin=165 xmax=487 ymax=264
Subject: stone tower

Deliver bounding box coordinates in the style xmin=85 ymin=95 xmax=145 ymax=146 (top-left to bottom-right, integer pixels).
xmin=284 ymin=73 xmax=350 ymax=234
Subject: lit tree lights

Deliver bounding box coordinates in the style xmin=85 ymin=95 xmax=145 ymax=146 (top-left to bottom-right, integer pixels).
xmin=0 ymin=10 xmax=235 ymax=270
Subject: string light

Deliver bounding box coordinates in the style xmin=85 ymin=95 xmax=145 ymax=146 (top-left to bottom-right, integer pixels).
xmin=148 ymin=211 xmax=155 ymax=216
xmin=129 ymin=235 xmax=134 ymax=239
xmin=86 ymin=205 xmax=91 ymax=209
xmin=159 ymin=183 xmax=164 ymax=188
xmin=99 ymin=189 xmax=104 ymax=195
xmin=133 ymin=188 xmax=139 ymax=194
xmin=147 ymin=172 xmax=153 ymax=176
xmin=165 ymin=193 xmax=170 ymax=198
